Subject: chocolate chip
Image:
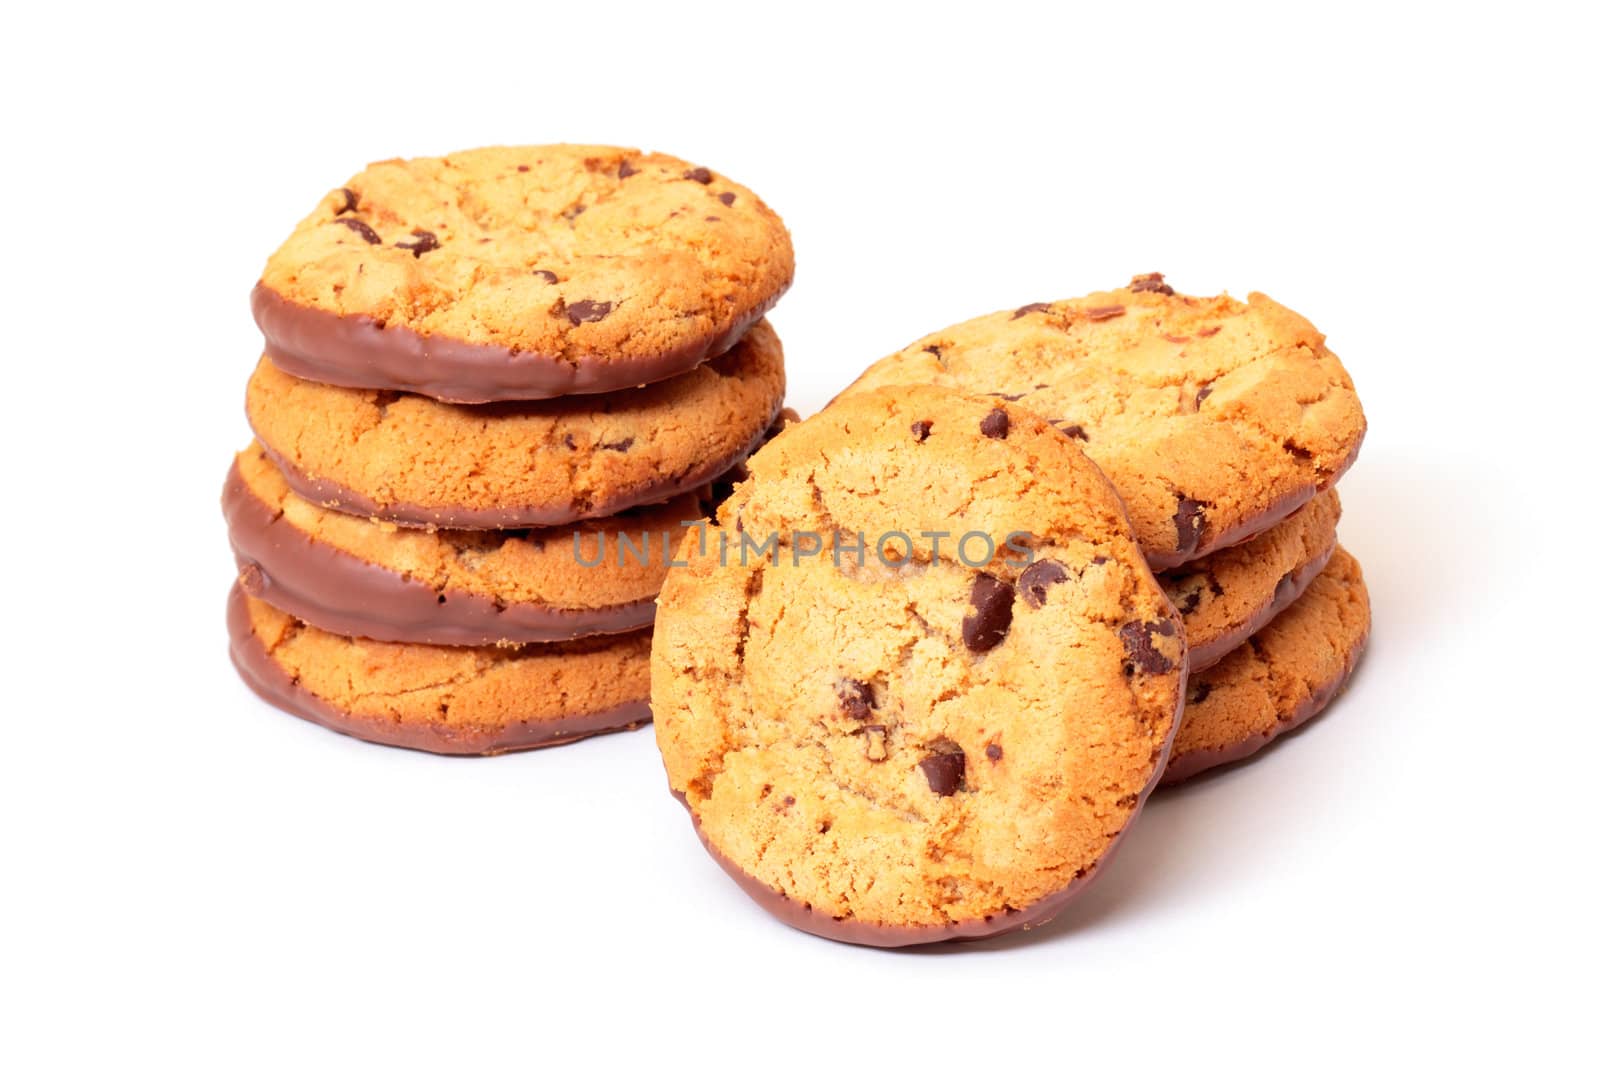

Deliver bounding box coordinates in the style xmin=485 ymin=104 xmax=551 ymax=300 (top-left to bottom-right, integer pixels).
xmin=910 ymin=420 xmax=933 ymax=443
xmin=1195 ymin=383 xmax=1214 ymax=408
xmin=919 ymin=747 xmax=967 ymax=796
xmin=1189 ymin=680 xmax=1213 ymax=705
xmin=564 ymin=299 xmax=615 ymax=325
xmin=985 ymin=743 xmax=1003 ymax=762
xmin=988 ymin=391 xmax=1026 ymax=403
xmin=718 ymin=191 xmax=736 ymax=206
xmin=562 ymin=433 xmax=577 ymax=450
xmin=334 ymin=187 xmax=359 ymax=215
xmin=1018 ymin=560 xmax=1068 ymax=607
xmin=922 ymin=344 xmax=943 ymax=360
xmin=1060 ymin=423 xmax=1089 ymax=441
xmin=684 ymin=167 xmax=713 ymax=184
xmin=516 ymin=165 xmax=530 ymax=173
xmin=979 ymin=407 xmax=1010 ymax=439
xmin=1173 ymin=496 xmax=1207 ymax=555
xmin=1119 ymin=618 xmax=1178 ymax=675
xmin=837 ymin=678 xmax=876 ymax=720
xmin=862 ymin=725 xmax=888 ymax=762
xmin=962 ymin=573 xmax=1015 ymax=652
xmin=1086 ymin=304 xmax=1126 ymax=320
xmin=599 ymin=437 xmax=634 ymax=453
xmin=1011 ymin=302 xmax=1050 ymax=320
xmin=395 ymin=229 xmax=440 ymax=258
xmin=1130 ymin=272 xmax=1174 ymax=295
xmin=562 ymin=204 xmax=587 ymax=222
xmin=618 ymin=161 xmax=639 ymax=179
xmin=531 ymin=269 xmax=559 ymax=284
xmin=1177 ymin=585 xmax=1203 ymax=615
xmin=334 ymin=217 xmax=381 ymax=244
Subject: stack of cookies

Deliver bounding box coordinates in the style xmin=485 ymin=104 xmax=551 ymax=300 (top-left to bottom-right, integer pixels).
xmin=841 ymin=273 xmax=1371 ymax=785
xmin=224 ymin=145 xmax=793 ymax=755
xmin=652 ymin=274 xmax=1368 ymax=945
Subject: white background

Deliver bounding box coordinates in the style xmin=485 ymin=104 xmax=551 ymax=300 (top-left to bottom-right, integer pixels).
xmin=5 ymin=2 xmax=1596 ymax=1084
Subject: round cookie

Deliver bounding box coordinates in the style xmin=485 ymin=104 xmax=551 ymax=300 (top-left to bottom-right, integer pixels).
xmin=839 ymin=273 xmax=1366 ymax=569
xmin=246 ymin=320 xmax=785 ymax=529
xmin=1161 ymin=489 xmax=1341 ymax=670
xmin=227 ymin=585 xmax=651 ymax=755
xmin=224 ymin=441 xmax=708 ymax=646
xmin=652 ymin=384 xmax=1186 ymax=946
xmin=253 ymin=144 xmax=794 ymax=403
xmin=1163 ymin=546 xmax=1370 ymax=785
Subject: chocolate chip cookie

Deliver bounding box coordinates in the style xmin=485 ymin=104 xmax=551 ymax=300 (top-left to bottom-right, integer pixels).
xmin=224 ymin=441 xmax=710 ymax=645
xmin=227 ymin=585 xmax=652 ymax=755
xmin=245 ymin=320 xmax=785 ymax=529
xmin=1164 ymin=546 xmax=1369 ymax=785
xmin=652 ymin=384 xmax=1185 ymax=946
xmin=839 ymin=274 xmax=1366 ymax=568
xmin=253 ymin=145 xmax=793 ymax=403
xmin=1161 ymin=489 xmax=1341 ymax=669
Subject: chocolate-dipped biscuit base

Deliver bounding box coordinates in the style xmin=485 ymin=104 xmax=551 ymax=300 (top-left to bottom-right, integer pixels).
xmin=1161 ymin=490 xmax=1341 ymax=670
xmin=254 ymin=284 xmax=782 ymax=405
xmin=245 ymin=320 xmax=786 ymax=530
xmin=224 ymin=443 xmax=703 ymax=646
xmin=252 ymin=145 xmax=794 ymax=403
xmin=1162 ymin=545 xmax=1370 ymax=785
xmin=227 ymin=585 xmax=651 ymax=755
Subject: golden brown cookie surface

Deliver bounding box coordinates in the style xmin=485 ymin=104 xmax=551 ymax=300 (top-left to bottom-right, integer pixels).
xmin=652 ymin=385 xmax=1185 ymax=945
xmin=227 ymin=586 xmax=651 ymax=755
xmin=1164 ymin=546 xmax=1370 ymax=784
xmin=245 ymin=321 xmax=785 ymax=529
xmin=839 ymin=274 xmax=1366 ymax=568
xmin=1161 ymin=489 xmax=1341 ymax=669
xmin=254 ymin=145 xmax=793 ymax=402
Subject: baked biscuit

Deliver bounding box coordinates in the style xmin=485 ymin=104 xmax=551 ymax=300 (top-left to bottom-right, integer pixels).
xmin=227 ymin=585 xmax=651 ymax=755
xmin=652 ymin=385 xmax=1185 ymax=945
xmin=245 ymin=321 xmax=785 ymax=528
xmin=1164 ymin=546 xmax=1369 ymax=784
xmin=839 ymin=274 xmax=1365 ymax=568
xmin=253 ymin=145 xmax=793 ymax=402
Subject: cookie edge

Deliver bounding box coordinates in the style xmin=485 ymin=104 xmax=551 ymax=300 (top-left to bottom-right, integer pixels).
xmin=226 ymin=584 xmax=651 ymax=755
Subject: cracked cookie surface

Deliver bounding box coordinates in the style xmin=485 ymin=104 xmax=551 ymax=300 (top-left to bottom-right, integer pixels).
xmin=246 ymin=320 xmax=785 ymax=529
xmin=1164 ymin=545 xmax=1369 ymax=784
xmin=253 ymin=144 xmax=794 ymax=402
xmin=839 ymin=274 xmax=1366 ymax=568
xmin=227 ymin=585 xmax=651 ymax=755
xmin=652 ymin=384 xmax=1185 ymax=945
xmin=1161 ymin=489 xmax=1341 ymax=669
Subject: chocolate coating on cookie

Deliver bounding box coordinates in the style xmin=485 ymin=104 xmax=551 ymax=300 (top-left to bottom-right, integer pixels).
xmin=246 ymin=321 xmax=785 ymax=529
xmin=1162 ymin=546 xmax=1370 ymax=785
xmin=1160 ymin=490 xmax=1342 ymax=670
xmin=227 ymin=585 xmax=652 ymax=755
xmin=254 ymin=145 xmax=793 ymax=403
xmin=223 ymin=444 xmax=710 ymax=646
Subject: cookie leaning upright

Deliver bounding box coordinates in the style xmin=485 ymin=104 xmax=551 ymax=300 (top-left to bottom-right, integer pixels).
xmin=839 ymin=274 xmax=1366 ymax=569
xmin=252 ymin=145 xmax=794 ymax=402
xmin=652 ymin=385 xmax=1186 ymax=946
